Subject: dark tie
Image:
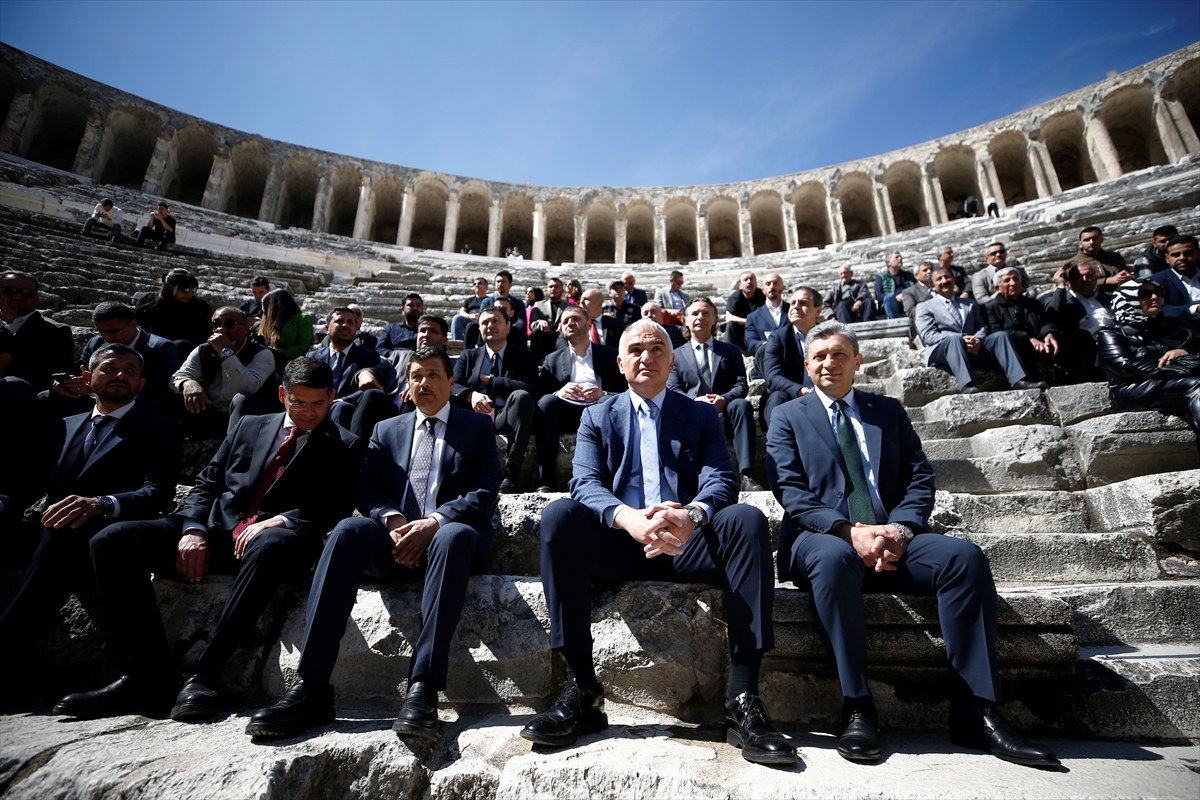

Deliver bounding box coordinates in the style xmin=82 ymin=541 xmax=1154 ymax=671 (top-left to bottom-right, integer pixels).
xmin=834 ymin=399 xmax=877 ymax=525
xmin=232 ymin=426 xmax=301 ymax=541
xmin=948 ymin=299 xmax=964 ymax=329
xmin=488 ymin=352 xmax=501 ymax=400
xmin=407 ymin=419 xmax=436 ymax=519
xmin=331 ymin=349 xmax=345 ymax=390
xmin=696 ymin=344 xmax=712 ymax=394
xmin=81 ymin=415 xmax=115 ymax=463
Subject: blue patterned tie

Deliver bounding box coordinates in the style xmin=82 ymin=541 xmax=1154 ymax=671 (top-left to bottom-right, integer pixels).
xmin=81 ymin=415 xmax=115 ymax=462
xmin=407 ymin=419 xmax=436 ymax=519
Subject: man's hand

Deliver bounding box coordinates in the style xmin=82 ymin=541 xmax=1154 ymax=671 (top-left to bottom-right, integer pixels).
xmin=614 ymin=505 xmax=677 ymax=556
xmin=182 ymin=380 xmax=211 ymax=414
xmin=962 ymin=335 xmax=982 ymax=354
xmin=837 ymin=522 xmax=905 ymax=572
xmin=1052 ymin=267 xmax=1068 ymax=287
xmin=234 ymin=515 xmax=287 ymax=559
xmin=176 ymin=532 xmax=210 ymax=582
xmin=532 ymin=319 xmax=550 ymax=332
xmin=645 ymin=504 xmax=697 ymax=557
xmin=41 ymin=495 xmax=104 ymax=529
xmin=207 ymin=331 xmax=233 ymax=352
xmin=1031 ymin=337 xmax=1050 ymax=355
xmin=52 ymin=372 xmax=91 ymax=397
xmin=1105 ymin=270 xmax=1132 ymax=286
xmin=696 ymin=393 xmax=727 ymax=413
xmin=391 ymin=518 xmax=440 ymax=568
xmin=852 ymin=299 xmax=863 ymax=312
xmin=356 ymin=369 xmax=381 ymax=391
xmin=470 ymin=391 xmax=494 ymax=414
xmin=1160 ymin=348 xmax=1190 ymax=367
xmin=1042 ymin=332 xmax=1059 ymax=357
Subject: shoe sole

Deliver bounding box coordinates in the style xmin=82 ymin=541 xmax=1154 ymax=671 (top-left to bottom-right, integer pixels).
xmin=836 ymin=745 xmax=882 ymax=762
xmin=170 ymin=700 xmax=220 ymax=722
xmin=725 ymin=727 xmax=797 ymax=765
xmin=950 ymin=731 xmax=1059 ymax=767
xmin=392 ymin=718 xmax=439 ymax=737
xmin=519 ymin=712 xmax=608 ymax=747
xmin=245 ymin=709 xmax=335 ymax=738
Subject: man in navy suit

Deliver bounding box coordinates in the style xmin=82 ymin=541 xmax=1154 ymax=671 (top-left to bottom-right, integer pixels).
xmin=0 ymin=271 xmax=74 ymax=394
xmin=743 ymin=272 xmax=788 ymax=355
xmin=762 ymin=287 xmax=822 ymax=429
xmin=1146 ymin=235 xmax=1200 ymax=320
xmin=916 ymin=266 xmax=1044 ymax=394
xmin=621 ymin=271 xmax=649 ymax=307
xmin=522 ymin=320 xmax=792 ymax=765
xmin=534 ymin=304 xmax=627 ymax=492
xmin=0 ymin=344 xmax=182 ymax=699
xmin=453 ymin=306 xmax=537 ymax=493
xmin=766 ymin=321 xmax=1057 ymax=767
xmin=308 ymin=307 xmax=395 ymax=436
xmin=667 ymin=298 xmax=763 ymax=491
xmin=246 ymin=347 xmax=501 ymax=738
xmin=376 ymin=293 xmax=424 ymax=356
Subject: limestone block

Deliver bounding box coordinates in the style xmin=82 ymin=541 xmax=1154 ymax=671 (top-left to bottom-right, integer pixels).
xmin=929 ymin=489 xmax=1090 ymax=534
xmin=929 ymin=425 xmax=1085 ymax=493
xmin=963 ymin=532 xmax=1161 ymax=584
xmin=1084 ymin=469 xmax=1200 ymax=555
xmin=1066 ymin=411 xmax=1199 ymax=487
xmin=1069 ymin=647 xmax=1200 ymax=740
xmin=921 ymin=388 xmax=1055 ymax=438
xmin=1044 ymin=381 xmax=1114 ymax=426
xmin=491 ymin=492 xmax=557 ymax=576
xmin=747 ymin=377 xmax=766 ymax=398
xmin=1037 ymin=580 xmax=1200 ymax=646
xmin=882 ymin=367 xmax=959 ymax=407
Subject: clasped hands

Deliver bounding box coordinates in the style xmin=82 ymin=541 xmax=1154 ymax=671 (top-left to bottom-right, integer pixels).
xmin=839 ymin=521 xmax=906 ymax=572
xmin=386 ymin=513 xmax=440 ymax=569
xmin=556 ymin=382 xmax=602 ymax=403
xmin=616 ymin=502 xmax=696 ymax=559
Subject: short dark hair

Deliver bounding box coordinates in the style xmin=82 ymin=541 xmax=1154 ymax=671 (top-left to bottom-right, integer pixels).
xmin=495 ymin=269 xmax=513 ymax=282
xmin=931 ymin=264 xmax=955 ymax=278
xmin=548 ymin=276 xmax=563 ymax=286
xmin=88 ymin=341 xmax=143 ymax=372
xmin=409 ymin=345 xmax=453 ymax=378
xmin=100 ymin=198 xmax=114 ymax=208
xmin=157 ymin=202 xmax=169 ymax=210
xmin=1154 ymin=225 xmax=1179 ymax=239
xmin=1 ymin=271 xmax=39 ymax=292
xmin=251 ymin=276 xmax=271 ymax=288
xmin=330 ymin=306 xmax=355 ymax=319
xmin=282 ymin=356 xmax=333 ymax=393
xmin=560 ymin=304 xmax=589 ymax=323
xmin=1080 ymin=226 xmax=1102 ymax=238
xmin=686 ymin=297 xmax=719 ymax=317
xmin=416 ymin=314 xmax=448 ymax=336
xmin=670 ymin=270 xmax=684 ymax=280
xmin=479 ymin=305 xmax=509 ymax=325
xmin=404 ymin=292 xmax=423 ymax=304
xmin=795 ymin=286 xmax=822 ymax=307
xmin=92 ymin=301 xmax=136 ymax=323
xmin=1167 ymin=235 xmax=1198 ymax=249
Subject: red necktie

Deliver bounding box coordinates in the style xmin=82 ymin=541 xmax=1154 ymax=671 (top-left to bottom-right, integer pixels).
xmin=590 ymin=321 xmax=600 ymax=344
xmin=232 ymin=426 xmax=300 ymax=540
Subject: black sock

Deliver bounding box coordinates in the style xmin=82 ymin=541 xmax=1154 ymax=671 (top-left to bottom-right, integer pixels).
xmin=727 ymin=650 xmax=763 ymax=704
xmin=560 ymin=648 xmax=601 ymax=694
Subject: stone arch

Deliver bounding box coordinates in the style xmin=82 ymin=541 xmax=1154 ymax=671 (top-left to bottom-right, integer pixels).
xmin=933 ymin=146 xmax=982 ymax=220
xmin=792 ymin=182 xmax=829 ymax=248
xmin=0 ymin=59 xmax=20 ymax=130
xmin=749 ymin=191 xmax=786 ymax=255
xmin=625 ymin=201 xmax=655 ymax=265
xmin=410 ymin=178 xmax=449 ymax=251
xmin=664 ymin=197 xmax=698 ymax=264
xmin=1101 ymin=83 xmax=1169 ymax=173
xmin=223 ymin=139 xmax=271 ymax=219
xmin=455 ymin=183 xmax=491 ymax=254
xmin=162 ymin=123 xmax=218 ymax=207
xmin=371 ymin=175 xmax=405 ymax=244
xmin=988 ymin=131 xmax=1036 ymax=207
xmin=95 ymin=106 xmax=160 ymax=189
xmin=834 ymin=173 xmax=879 ymax=241
xmin=883 ymin=161 xmax=927 ymax=232
xmin=1178 ymin=58 xmax=1200 ymax=138
xmin=543 ymin=197 xmax=576 ymax=266
xmin=277 ymin=156 xmax=318 ymax=230
xmin=706 ymin=196 xmax=742 ymax=259
xmin=1042 ymin=109 xmax=1095 ymax=191
xmin=584 ymin=197 xmax=616 ymax=264
xmin=20 ymin=81 xmax=89 ymax=171
xmin=326 ymin=165 xmax=361 ymax=237
xmin=500 ymin=192 xmax=533 ymax=256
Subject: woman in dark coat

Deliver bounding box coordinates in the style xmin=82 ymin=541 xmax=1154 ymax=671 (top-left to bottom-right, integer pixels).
xmin=135 ymin=268 xmax=213 ymax=357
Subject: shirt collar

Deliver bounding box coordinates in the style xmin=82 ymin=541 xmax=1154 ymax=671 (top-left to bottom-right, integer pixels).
xmin=414 ymin=401 xmax=452 ymax=428
xmin=813 ymin=386 xmax=857 ymax=414
xmin=90 ymin=399 xmax=137 ymax=422
xmin=485 ymin=343 xmax=507 ymax=360
xmin=571 ymin=342 xmax=593 ymax=360
xmin=629 ymin=387 xmax=667 ymax=415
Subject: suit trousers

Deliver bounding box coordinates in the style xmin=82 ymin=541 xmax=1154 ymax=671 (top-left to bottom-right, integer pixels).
xmin=88 ymin=518 xmax=319 ymax=677
xmin=1114 ymin=377 xmax=1200 ymax=457
xmin=927 ymin=332 xmax=1027 ymax=390
xmin=535 ymin=395 xmax=586 ymax=489
xmin=494 ymin=389 xmax=533 ymax=480
xmin=296 ymin=517 xmax=480 ymax=690
xmin=831 ymin=297 xmax=876 ymax=324
xmin=783 ymin=531 xmax=1002 ymax=703
xmin=722 ymin=399 xmax=756 ymax=475
xmin=1004 ymin=329 xmax=1099 ymax=385
xmin=540 ymin=498 xmax=774 ymax=657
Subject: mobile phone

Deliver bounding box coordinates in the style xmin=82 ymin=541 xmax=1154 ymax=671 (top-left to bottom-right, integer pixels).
xmin=52 ymin=372 xmax=76 ymax=383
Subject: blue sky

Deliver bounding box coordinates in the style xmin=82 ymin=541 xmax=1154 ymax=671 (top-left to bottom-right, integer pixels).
xmin=1 ymin=1 xmax=1196 ymax=188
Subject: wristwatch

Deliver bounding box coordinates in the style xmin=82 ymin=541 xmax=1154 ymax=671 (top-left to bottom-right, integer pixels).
xmin=893 ymin=522 xmax=916 ymax=543
xmin=686 ymin=505 xmax=705 ymax=528
xmin=220 ymin=347 xmax=235 ymax=358
xmin=99 ymin=496 xmax=115 ymax=517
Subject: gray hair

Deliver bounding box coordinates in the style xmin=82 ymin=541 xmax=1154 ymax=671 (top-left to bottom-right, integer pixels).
xmin=619 ymin=319 xmax=671 ymax=351
xmin=995 ymin=266 xmax=1021 ymax=280
xmin=807 ymin=320 xmax=859 ymax=355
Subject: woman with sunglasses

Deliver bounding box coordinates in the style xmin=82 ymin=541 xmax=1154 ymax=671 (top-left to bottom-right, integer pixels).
xmin=1097 ymin=279 xmax=1200 ymax=455
xmin=135 ymin=268 xmax=213 ymax=358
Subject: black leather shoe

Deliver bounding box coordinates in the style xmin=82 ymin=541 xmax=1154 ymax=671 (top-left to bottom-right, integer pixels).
xmin=392 ymin=681 xmax=439 ymax=736
xmin=536 ymin=485 xmax=555 ymax=494
xmin=724 ymin=692 xmax=796 ymax=765
xmin=961 ymin=383 xmax=980 ymax=394
xmin=1011 ymin=379 xmax=1048 ymax=391
xmin=950 ymin=703 xmax=1059 ymax=767
xmin=739 ymin=475 xmax=766 ymax=492
xmin=520 ymin=680 xmax=607 ymax=747
xmin=53 ymin=672 xmax=178 ymax=719
xmin=170 ymin=675 xmax=221 ymax=722
xmin=245 ymin=680 xmax=335 ymax=738
xmin=499 ymin=478 xmax=519 ymax=494
xmin=837 ymin=700 xmax=881 ymax=762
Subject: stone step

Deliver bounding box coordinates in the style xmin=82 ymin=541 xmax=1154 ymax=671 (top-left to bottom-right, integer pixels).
xmin=1024 ymin=581 xmax=1200 ymax=646
xmin=1069 ymin=643 xmax=1200 ymax=741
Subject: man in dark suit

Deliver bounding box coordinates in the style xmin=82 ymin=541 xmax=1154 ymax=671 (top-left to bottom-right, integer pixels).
xmin=743 ymin=272 xmax=788 ymax=355
xmin=245 ymin=347 xmax=501 ymax=738
xmin=534 ymin=305 xmax=627 ymax=492
xmin=580 ymin=288 xmax=623 ymax=349
xmin=0 ymin=271 xmax=74 ymax=394
xmin=1146 ymin=235 xmax=1200 ymax=320
xmin=1042 ymin=262 xmax=1113 ymax=338
xmin=45 ymin=301 xmax=180 ymax=417
xmin=453 ymin=307 xmax=537 ymax=493
xmin=766 ymin=320 xmax=1058 ymax=767
xmin=0 ymin=344 xmax=182 ymax=693
xmin=823 ymin=265 xmax=876 ymax=324
xmin=621 ymin=271 xmax=649 ymax=307
xmin=376 ymin=293 xmax=424 ymax=356
xmin=762 ymin=287 xmax=822 ymax=430
xmin=522 ymin=319 xmax=791 ymax=765
xmin=530 ymin=277 xmax=571 ymax=356
xmin=667 ymin=298 xmax=763 ymax=491
xmin=309 ymin=307 xmax=395 ymax=436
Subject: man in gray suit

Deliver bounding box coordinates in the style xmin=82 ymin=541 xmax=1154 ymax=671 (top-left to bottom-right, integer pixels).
xmin=654 ymin=270 xmax=690 ymax=315
xmin=916 ymin=266 xmax=1044 ymax=394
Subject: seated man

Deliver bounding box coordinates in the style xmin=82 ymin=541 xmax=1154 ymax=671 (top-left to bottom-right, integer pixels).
xmin=523 ymin=320 xmax=791 ymax=765
xmin=654 ymin=270 xmax=690 ymax=315
xmin=762 ymin=287 xmax=821 ymax=429
xmin=245 ymin=347 xmax=500 ymax=738
xmin=985 ymin=267 xmax=1098 ymax=385
xmin=468 ymin=270 xmax=527 ymax=349
xmin=971 ymin=242 xmax=1034 ymax=303
xmin=1072 ymin=226 xmax=1131 ymax=288
xmin=308 ymin=307 xmax=395 ymax=436
xmin=580 ymin=288 xmax=623 ymax=349
xmin=376 ymin=293 xmax=424 ymax=356
xmin=453 ymin=307 xmax=538 ymax=493
xmin=534 ymin=305 xmax=627 ymax=492
xmin=900 ymin=262 xmax=934 ymax=320
xmin=725 ymin=271 xmax=765 ymax=351
xmin=744 ymin=272 xmax=788 ymax=356
xmin=133 ymin=202 xmax=177 ymax=251
xmin=317 ymin=303 xmax=378 ymax=352
xmin=1133 ymin=225 xmax=1177 ymax=279
xmin=916 ymin=265 xmax=1044 ymax=394
xmin=1 ymin=271 xmax=75 ymax=394
xmin=874 ymin=252 xmax=916 ymax=320
xmin=641 ymin=301 xmax=686 ymax=348
xmin=667 ymin=298 xmax=763 ymax=491
xmin=155 ymin=307 xmax=277 ymax=439
xmin=238 ymin=276 xmax=270 ymax=326
xmin=824 ymin=265 xmax=876 ymax=324
xmin=531 ymin=277 xmax=571 ymax=357
xmin=0 ymin=344 xmax=182 ymax=692
xmin=621 ymin=271 xmax=648 ymax=307
xmin=605 ymin=280 xmax=641 ymax=332
xmin=1146 ymin=235 xmax=1200 ymax=320
xmin=80 ymin=198 xmax=124 ymax=243
xmin=45 ymin=301 xmax=180 ymax=418
xmin=937 ymin=246 xmax=972 ymax=299
xmin=1041 ymin=262 xmax=1114 ymax=338
xmin=766 ymin=321 xmax=1058 ymax=767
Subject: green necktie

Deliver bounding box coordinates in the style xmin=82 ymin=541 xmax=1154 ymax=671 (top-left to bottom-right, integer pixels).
xmin=834 ymin=399 xmax=877 ymax=525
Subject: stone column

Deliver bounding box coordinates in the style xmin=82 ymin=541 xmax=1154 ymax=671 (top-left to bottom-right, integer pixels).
xmin=311 ymin=171 xmax=331 ymax=233
xmin=1084 ymin=114 xmax=1122 ymax=181
xmin=977 ymin=156 xmax=1006 ymax=213
xmin=140 ymin=135 xmax=172 ymax=196
xmin=573 ymin=212 xmax=587 ymax=264
xmin=654 ymin=212 xmax=667 ymax=263
xmin=615 ymin=209 xmax=628 ymax=265
xmin=825 ymin=193 xmax=845 ymax=244
xmin=1161 ymin=95 xmax=1200 ymax=154
xmin=1025 ymin=138 xmax=1059 ymax=198
xmin=397 ymin=187 xmax=415 ymax=246
xmin=71 ymin=115 xmax=105 ymax=178
xmin=352 ymin=177 xmax=375 ymax=240
xmin=1153 ymin=97 xmax=1190 ymax=163
xmin=697 ymin=207 xmax=710 ymax=261
xmin=738 ymin=198 xmax=754 ymax=257
xmin=257 ymin=160 xmax=284 ymax=223
xmin=442 ymin=192 xmax=460 ymax=252
xmin=923 ymin=166 xmax=948 ymax=225
xmin=532 ymin=203 xmax=546 ymax=261
xmin=873 ymin=175 xmax=896 ymax=235
xmin=200 ymin=151 xmax=229 ymax=211
xmin=486 ymin=200 xmax=501 ymax=257
xmin=782 ymin=198 xmax=798 ymax=251
xmin=0 ymin=91 xmax=33 ymax=155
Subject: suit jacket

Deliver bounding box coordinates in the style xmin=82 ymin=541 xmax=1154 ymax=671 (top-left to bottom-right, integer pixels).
xmin=306 ymin=342 xmax=396 ymax=399
xmin=766 ymin=391 xmax=937 ymax=580
xmin=9 ymin=310 xmax=75 ymax=393
xmin=48 ymin=403 xmax=182 ymax=530
xmin=900 ymin=283 xmax=933 ymax=318
xmin=983 ymin=294 xmax=1057 ymax=340
xmin=0 ymin=382 xmax=63 ymax=521
xmin=570 ymin=390 xmax=737 ymax=519
xmin=627 ymin=287 xmax=649 ymax=307
xmin=915 ymin=295 xmax=990 ymax=363
xmin=1145 ymin=268 xmax=1199 ymax=319
xmin=178 ymin=413 xmax=363 ymax=537
xmin=453 ymin=342 xmax=538 ymax=404
xmin=744 ymin=303 xmax=788 ymax=352
xmin=355 ymin=405 xmax=501 ymax=564
xmin=80 ymin=329 xmax=179 ymax=397
xmin=653 ymin=286 xmax=691 ymax=312
xmin=667 ymin=338 xmax=747 ymax=403
xmin=971 ymin=265 xmax=1034 ymax=303
xmin=534 ymin=298 xmax=571 ymax=329
xmin=537 ymin=342 xmax=626 ymax=399
xmin=1040 ymin=287 xmax=1113 ymax=334
xmin=823 ymin=280 xmax=872 ymax=313
xmin=763 ymin=325 xmax=811 ymax=397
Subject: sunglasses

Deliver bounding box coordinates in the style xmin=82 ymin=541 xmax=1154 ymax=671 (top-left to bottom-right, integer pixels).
xmin=1137 ymin=290 xmax=1166 ymax=299
xmin=0 ymin=286 xmax=38 ymax=298
xmin=211 ymin=318 xmax=240 ymax=330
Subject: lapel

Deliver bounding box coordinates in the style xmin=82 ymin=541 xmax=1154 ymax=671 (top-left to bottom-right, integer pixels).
xmin=247 ymin=414 xmax=286 ymax=488
xmin=434 ymin=409 xmax=457 ymax=499
xmin=277 ymin=416 xmax=334 ymax=486
xmin=675 ymin=342 xmax=698 ymax=387
xmin=800 ymin=394 xmax=840 ymax=461
xmin=15 ymin=311 xmax=43 ymax=343
xmin=554 ymin=349 xmax=572 ymax=384
xmin=855 ymin=392 xmax=884 ymax=477
xmin=58 ymin=413 xmax=91 ymax=476
xmin=79 ymin=406 xmax=137 ymax=477
xmin=610 ymin=393 xmax=634 ymax=490
xmin=708 ymin=340 xmax=724 ymax=384
xmin=473 ymin=347 xmax=489 ymax=388
xmin=395 ymin=412 xmax=417 ymax=473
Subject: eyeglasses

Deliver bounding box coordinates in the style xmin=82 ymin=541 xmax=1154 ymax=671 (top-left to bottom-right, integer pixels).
xmin=1137 ymin=290 xmax=1166 ymax=299
xmin=285 ymin=399 xmax=329 ymax=411
xmin=0 ymin=286 xmax=38 ymax=298
xmin=987 ymin=250 xmax=1007 ymax=257
xmin=211 ymin=318 xmax=239 ymax=330
xmin=95 ymin=319 xmax=134 ymax=337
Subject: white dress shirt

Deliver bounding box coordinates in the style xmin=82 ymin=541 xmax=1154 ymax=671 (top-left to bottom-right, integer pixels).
xmin=812 ymin=387 xmax=887 ymax=522
xmin=382 ymin=402 xmax=452 ymax=526
xmin=569 ymin=343 xmax=597 ymax=387
xmin=86 ymin=399 xmax=138 ymax=518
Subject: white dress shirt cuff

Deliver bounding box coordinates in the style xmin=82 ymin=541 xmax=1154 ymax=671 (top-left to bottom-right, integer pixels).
xmin=183 ymin=522 xmax=207 ymax=538
xmin=105 ymin=495 xmax=122 ymax=519
xmin=692 ymin=502 xmax=714 ymax=526
xmin=603 ymin=504 xmax=628 ymax=529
